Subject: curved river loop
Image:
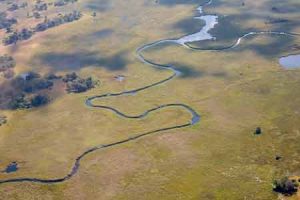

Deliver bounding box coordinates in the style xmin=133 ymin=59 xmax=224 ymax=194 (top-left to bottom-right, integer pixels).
xmin=0 ymin=0 xmax=299 ymax=185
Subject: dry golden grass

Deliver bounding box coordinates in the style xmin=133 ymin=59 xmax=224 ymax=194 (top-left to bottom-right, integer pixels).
xmin=0 ymin=0 xmax=300 ymax=199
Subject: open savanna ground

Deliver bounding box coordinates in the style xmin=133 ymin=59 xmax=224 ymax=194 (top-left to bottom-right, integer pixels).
xmin=0 ymin=0 xmax=300 ymax=199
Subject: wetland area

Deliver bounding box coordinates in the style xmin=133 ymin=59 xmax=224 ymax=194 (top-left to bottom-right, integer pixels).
xmin=0 ymin=0 xmax=300 ymax=199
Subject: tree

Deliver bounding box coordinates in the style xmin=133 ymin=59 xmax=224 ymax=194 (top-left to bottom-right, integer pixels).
xmin=33 ymin=12 xmax=41 ymax=19
xmin=0 ymin=55 xmax=15 ymax=72
xmin=254 ymin=127 xmax=262 ymax=135
xmin=30 ymin=94 xmax=49 ymax=107
xmin=7 ymin=4 xmax=19 ymax=12
xmin=18 ymin=28 xmax=33 ymax=40
xmin=273 ymin=177 xmax=298 ymax=196
xmin=0 ymin=12 xmax=17 ymax=30
xmin=3 ymin=31 xmax=19 ymax=45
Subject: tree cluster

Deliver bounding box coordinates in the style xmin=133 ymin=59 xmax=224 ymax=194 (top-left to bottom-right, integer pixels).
xmin=3 ymin=28 xmax=34 ymax=45
xmin=12 ymin=72 xmax=53 ymax=93
xmin=3 ymin=11 xmax=82 ymax=45
xmin=7 ymin=4 xmax=19 ymax=12
xmin=62 ymin=72 xmax=96 ymax=93
xmin=0 ymin=72 xmax=53 ymax=109
xmin=0 ymin=55 xmax=15 ymax=72
xmin=54 ymin=0 xmax=77 ymax=7
xmin=7 ymin=2 xmax=27 ymax=12
xmin=0 ymin=12 xmax=17 ymax=30
xmin=30 ymin=94 xmax=49 ymax=107
xmin=0 ymin=55 xmax=15 ymax=79
xmin=35 ymin=11 xmax=82 ymax=32
xmin=0 ymin=70 xmax=99 ymax=109
xmin=33 ymin=12 xmax=41 ymax=19
xmin=34 ymin=2 xmax=48 ymax=11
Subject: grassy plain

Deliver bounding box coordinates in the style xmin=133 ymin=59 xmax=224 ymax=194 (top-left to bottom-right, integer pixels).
xmin=0 ymin=0 xmax=300 ymax=199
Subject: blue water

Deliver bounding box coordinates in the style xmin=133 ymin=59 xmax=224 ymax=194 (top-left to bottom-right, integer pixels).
xmin=191 ymin=114 xmax=201 ymax=125
xmin=4 ymin=162 xmax=18 ymax=173
xmin=279 ymin=54 xmax=300 ymax=69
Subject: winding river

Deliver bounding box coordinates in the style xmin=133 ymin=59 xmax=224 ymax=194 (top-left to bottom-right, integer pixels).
xmin=0 ymin=0 xmax=299 ymax=185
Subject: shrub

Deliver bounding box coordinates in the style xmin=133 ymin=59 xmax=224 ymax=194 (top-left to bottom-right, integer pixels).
xmin=0 ymin=55 xmax=15 ymax=72
xmin=3 ymin=31 xmax=18 ymax=45
xmin=30 ymin=94 xmax=49 ymax=107
xmin=0 ymin=12 xmax=17 ymax=30
xmin=45 ymin=73 xmax=61 ymax=80
xmin=7 ymin=4 xmax=19 ymax=12
xmin=273 ymin=177 xmax=298 ymax=196
xmin=62 ymin=72 xmax=78 ymax=82
xmin=34 ymin=2 xmax=47 ymax=11
xmin=8 ymin=94 xmax=31 ymax=109
xmin=254 ymin=127 xmax=262 ymax=135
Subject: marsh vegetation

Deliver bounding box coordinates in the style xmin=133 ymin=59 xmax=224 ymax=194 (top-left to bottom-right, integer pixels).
xmin=0 ymin=0 xmax=299 ymax=199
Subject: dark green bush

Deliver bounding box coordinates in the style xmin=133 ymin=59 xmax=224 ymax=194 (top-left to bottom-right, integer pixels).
xmin=273 ymin=177 xmax=298 ymax=196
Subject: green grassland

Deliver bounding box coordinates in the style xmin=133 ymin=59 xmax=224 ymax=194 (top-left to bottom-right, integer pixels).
xmin=0 ymin=0 xmax=300 ymax=199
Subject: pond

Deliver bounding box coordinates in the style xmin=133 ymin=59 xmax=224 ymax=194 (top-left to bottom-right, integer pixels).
xmin=279 ymin=54 xmax=300 ymax=69
xmin=3 ymin=162 xmax=18 ymax=173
